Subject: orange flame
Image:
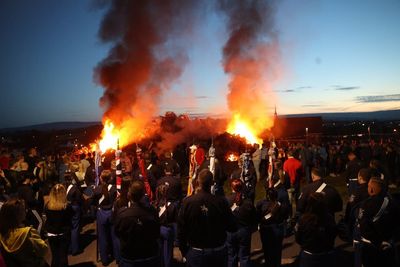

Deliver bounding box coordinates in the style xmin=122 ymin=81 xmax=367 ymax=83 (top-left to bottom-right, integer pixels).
xmin=97 ymin=116 xmax=155 ymax=153
xmin=89 ymin=143 xmax=98 ymax=153
xmin=225 ymin=152 xmax=239 ymax=162
xmin=227 ymin=113 xmax=268 ymax=145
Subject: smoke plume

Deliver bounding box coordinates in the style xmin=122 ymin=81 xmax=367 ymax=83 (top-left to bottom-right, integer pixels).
xmin=219 ymin=0 xmax=280 ymax=134
xmin=94 ymin=0 xmax=199 ymax=146
xmin=94 ymin=0 xmax=281 ymax=151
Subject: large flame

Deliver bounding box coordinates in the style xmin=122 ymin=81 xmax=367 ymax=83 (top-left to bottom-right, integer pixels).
xmin=98 ymin=118 xmax=135 ymax=153
xmin=98 ymin=119 xmax=119 ymax=152
xmin=227 ymin=114 xmax=265 ymax=145
xmin=97 ymin=116 xmax=154 ymax=153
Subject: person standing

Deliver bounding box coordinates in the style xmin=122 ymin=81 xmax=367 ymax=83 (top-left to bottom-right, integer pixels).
xmin=0 ymin=198 xmax=48 ymax=267
xmin=114 ymin=180 xmax=161 ymax=266
xmin=283 ymin=150 xmax=302 ymax=208
xmin=155 ymin=183 xmax=178 ymax=267
xmin=65 ymin=175 xmax=83 ymax=256
xmin=344 ymin=151 xmax=364 ymax=196
xmin=295 ymin=193 xmax=337 ymax=267
xmin=252 ymin=144 xmax=262 ymax=183
xmin=226 ymin=179 xmax=257 ymax=267
xmin=93 ymin=170 xmax=118 ymax=266
xmin=297 ymin=168 xmax=342 ymax=217
xmin=111 ymin=177 xmax=132 ymax=264
xmin=260 ymin=143 xmax=268 ymax=181
xmin=256 ymin=188 xmax=289 ymax=267
xmin=178 ymin=169 xmax=237 ymax=267
xmin=44 ymin=184 xmax=73 ymax=267
xmin=357 ymin=178 xmax=400 ymax=267
xmin=26 ymin=148 xmax=39 ymax=176
xmin=231 ymin=153 xmax=257 ymax=203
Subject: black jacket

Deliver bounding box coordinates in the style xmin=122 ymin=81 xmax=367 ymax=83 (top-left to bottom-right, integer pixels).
xmin=177 ymin=190 xmax=236 ymax=255
xmin=297 ymin=179 xmax=343 ymax=215
xmin=114 ymin=203 xmax=160 ymax=260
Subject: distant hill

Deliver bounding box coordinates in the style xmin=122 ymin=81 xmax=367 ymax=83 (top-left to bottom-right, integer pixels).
xmin=0 ymin=121 xmax=101 ymax=133
xmin=1 ymin=109 xmax=399 ymax=133
xmin=283 ymin=109 xmax=400 ymax=121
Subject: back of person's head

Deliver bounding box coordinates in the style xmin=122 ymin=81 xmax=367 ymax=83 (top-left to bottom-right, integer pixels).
xmin=0 ymin=198 xmax=26 ymax=237
xmin=100 ymin=170 xmax=112 ymax=184
xmin=48 ymin=184 xmax=67 ymax=210
xmin=155 ymin=184 xmax=169 ymax=205
xmin=358 ymin=168 xmax=371 ymax=184
xmin=311 ymin=168 xmax=323 ymax=181
xmin=287 ymin=150 xmax=294 ymax=157
xmin=128 ymin=180 xmax=145 ymax=203
xmin=368 ymin=177 xmax=384 ymax=196
xmin=231 ymin=179 xmax=244 ymax=193
xmin=231 ymin=179 xmax=244 ymax=204
xmin=348 ymin=151 xmax=356 ymax=160
xmin=306 ymin=192 xmax=326 ymax=216
xmin=274 ymin=160 xmax=283 ymax=170
xmin=369 ymin=159 xmax=380 ymax=169
xmin=121 ymin=176 xmax=131 ymax=191
xmin=197 ymin=169 xmax=213 ymax=192
xmin=266 ymin=188 xmax=278 ymax=202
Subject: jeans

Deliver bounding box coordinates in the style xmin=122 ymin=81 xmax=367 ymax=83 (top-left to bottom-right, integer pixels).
xmin=97 ymin=208 xmax=118 ymax=265
xmin=70 ymin=205 xmax=81 ymax=254
xmin=48 ymin=234 xmax=70 ymax=267
xmin=160 ymin=226 xmax=174 ymax=267
xmin=226 ymin=227 xmax=252 ymax=267
xmin=259 ymin=224 xmax=284 ymax=267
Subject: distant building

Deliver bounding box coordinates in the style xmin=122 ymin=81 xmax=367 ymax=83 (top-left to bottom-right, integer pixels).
xmin=272 ymin=111 xmax=323 ymax=142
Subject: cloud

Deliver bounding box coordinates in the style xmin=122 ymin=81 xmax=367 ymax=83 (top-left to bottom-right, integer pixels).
xmin=275 ymin=89 xmax=296 ymax=93
xmin=356 ymin=94 xmax=400 ymax=103
xmin=196 ymin=96 xmax=209 ymax=99
xmin=302 ymin=104 xmax=322 ymax=107
xmin=276 ymin=86 xmax=312 ymax=93
xmin=334 ymin=86 xmax=360 ymax=91
xmin=331 ymin=85 xmax=360 ymax=91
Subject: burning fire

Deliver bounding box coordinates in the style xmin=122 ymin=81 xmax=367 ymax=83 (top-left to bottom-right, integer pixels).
xmin=227 ymin=114 xmax=263 ymax=145
xmin=98 ymin=119 xmax=120 ymax=152
xmin=96 ymin=117 xmax=150 ymax=153
xmin=226 ymin=152 xmax=239 ymax=162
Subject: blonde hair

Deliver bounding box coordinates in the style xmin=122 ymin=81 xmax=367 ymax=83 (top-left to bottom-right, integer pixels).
xmin=47 ymin=184 xmax=67 ymax=210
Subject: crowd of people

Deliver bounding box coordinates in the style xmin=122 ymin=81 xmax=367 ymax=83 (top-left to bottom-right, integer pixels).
xmin=0 ymin=138 xmax=399 ymax=267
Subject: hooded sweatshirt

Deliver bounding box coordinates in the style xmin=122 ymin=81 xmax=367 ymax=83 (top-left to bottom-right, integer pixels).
xmin=0 ymin=226 xmax=47 ymax=267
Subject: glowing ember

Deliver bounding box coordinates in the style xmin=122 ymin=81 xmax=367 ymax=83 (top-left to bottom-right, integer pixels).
xmin=226 ymin=152 xmax=239 ymax=162
xmin=227 ymin=114 xmax=263 ymax=145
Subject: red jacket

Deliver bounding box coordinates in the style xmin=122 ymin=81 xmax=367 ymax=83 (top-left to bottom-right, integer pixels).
xmin=283 ymin=157 xmax=303 ymax=185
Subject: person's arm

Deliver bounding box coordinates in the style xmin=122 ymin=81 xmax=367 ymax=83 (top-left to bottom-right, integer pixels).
xmin=10 ymin=162 xmax=18 ymax=170
xmin=21 ymin=162 xmax=29 ymax=171
xmin=296 ymin=189 xmax=307 ymax=215
xmin=29 ymin=227 xmax=48 ymax=258
xmin=332 ymin=188 xmax=343 ymax=213
xmin=0 ymin=169 xmax=11 ymax=188
xmin=223 ymin=198 xmax=238 ymax=233
xmin=177 ymin=201 xmax=188 ymax=256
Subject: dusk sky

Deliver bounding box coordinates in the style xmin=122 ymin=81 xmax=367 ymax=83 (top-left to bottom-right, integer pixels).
xmin=0 ymin=0 xmax=399 ymax=128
